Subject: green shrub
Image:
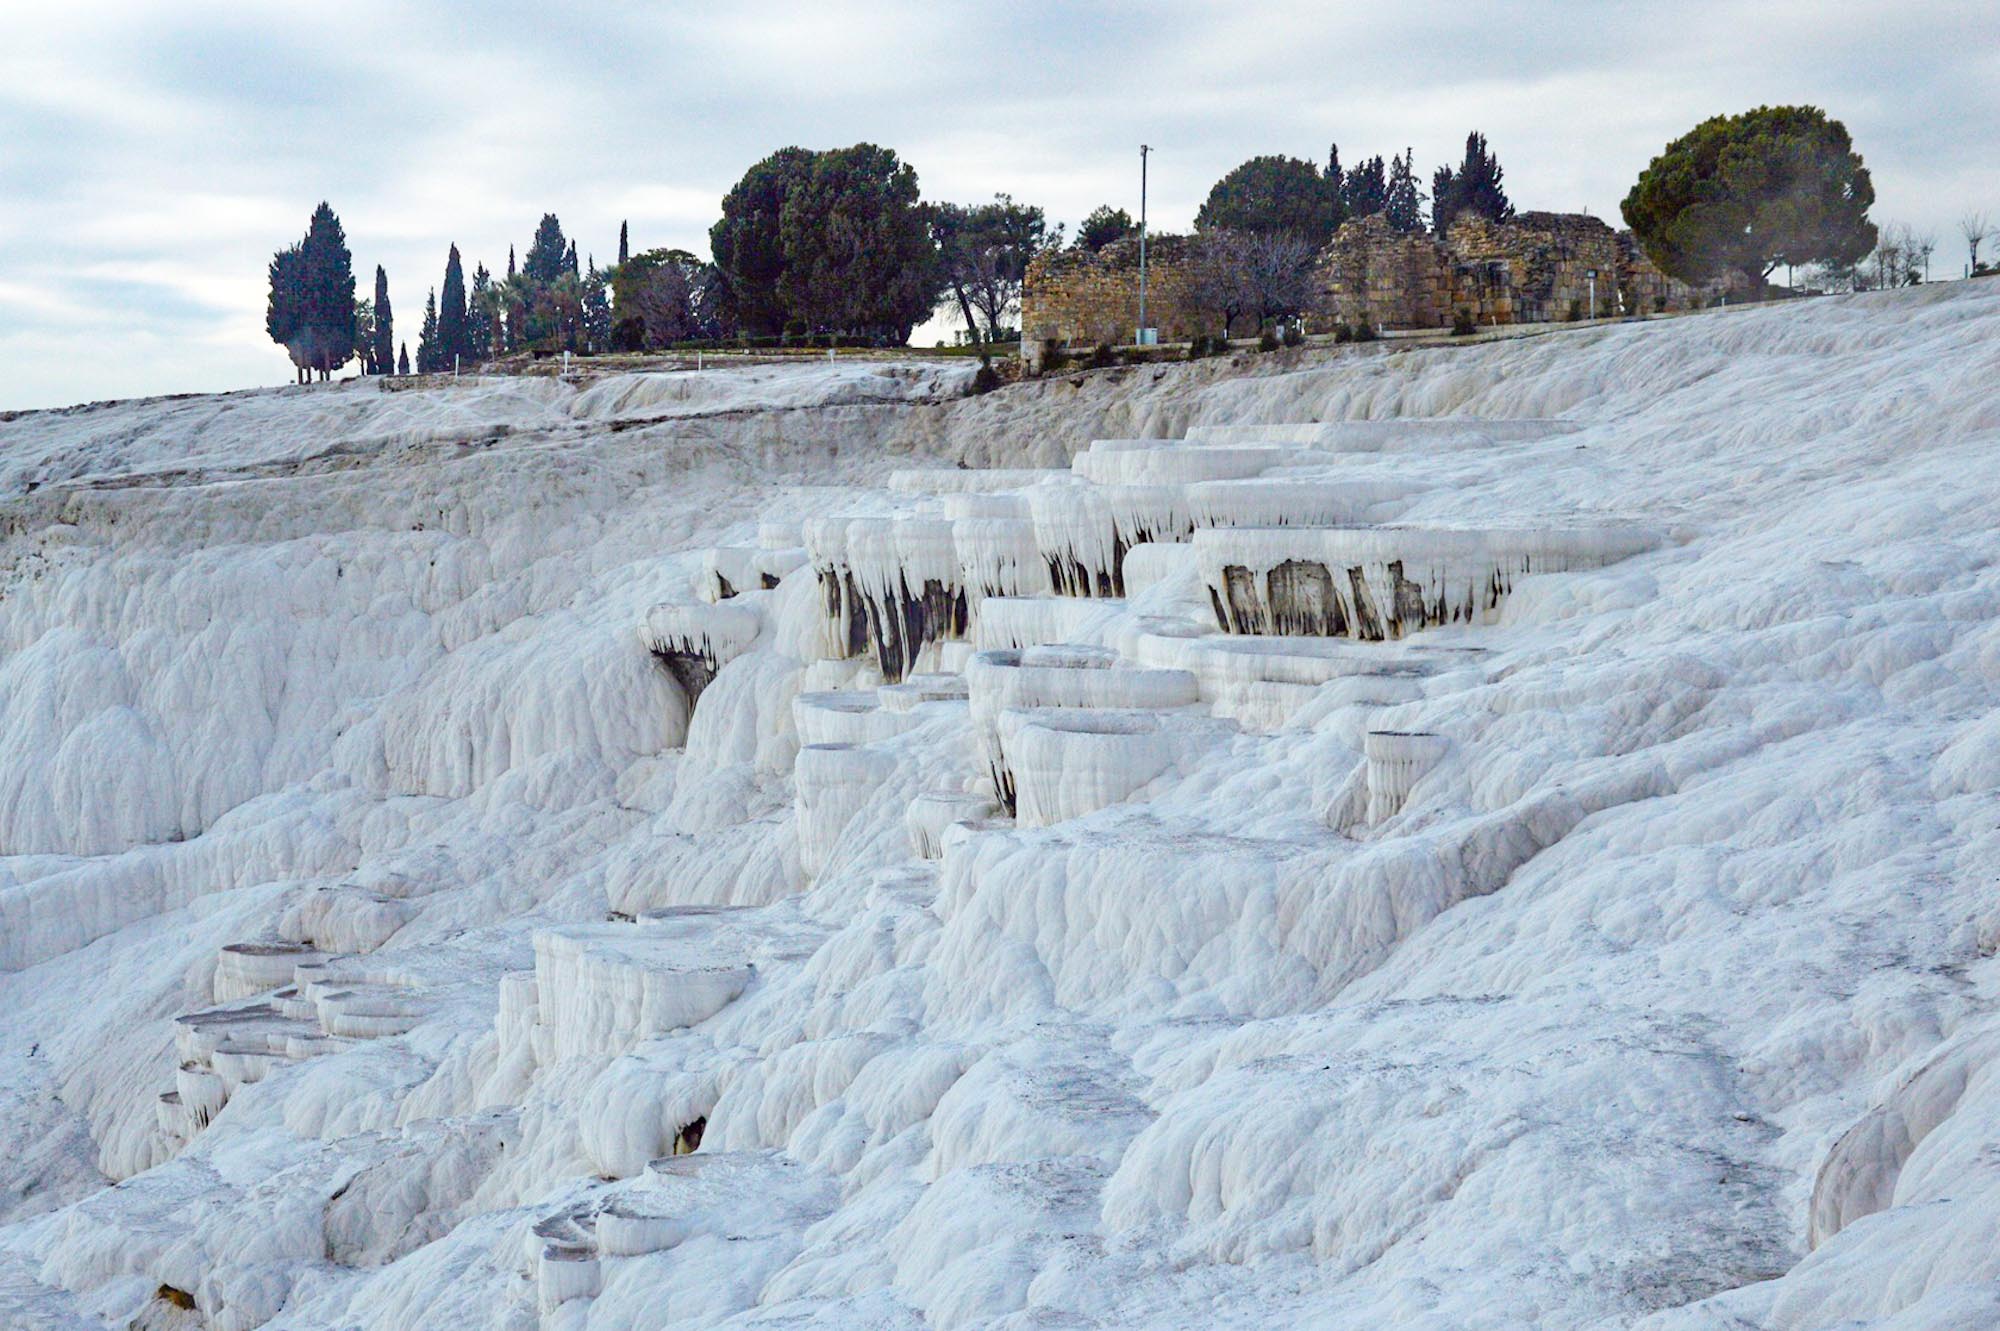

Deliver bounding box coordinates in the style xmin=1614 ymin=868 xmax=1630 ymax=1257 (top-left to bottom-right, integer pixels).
xmin=970 ymin=356 xmax=1002 ymax=394
xmin=1566 ymin=299 xmax=1583 ymax=322
xmin=1281 ymin=324 xmax=1303 ymax=348
xmin=1039 ymin=338 xmax=1070 ymax=373
xmin=1352 ymin=318 xmax=1378 ymax=342
xmin=1333 ymin=323 xmax=1354 ymax=343
xmin=1088 ymin=342 xmax=1117 ymax=369
xmin=1451 ymin=307 xmax=1476 ymax=336
xmin=1258 ymin=328 xmax=1281 ymax=352
xmin=1654 ymin=295 xmax=1668 ymax=313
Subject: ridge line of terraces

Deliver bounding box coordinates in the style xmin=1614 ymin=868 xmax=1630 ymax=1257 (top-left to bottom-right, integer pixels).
xmin=623 ymin=415 xmax=1661 ymax=895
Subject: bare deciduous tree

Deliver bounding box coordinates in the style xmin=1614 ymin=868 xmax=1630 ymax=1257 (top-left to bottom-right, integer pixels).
xmin=1239 ymin=230 xmax=1318 ymax=329
xmin=1188 ymin=229 xmax=1317 ymax=338
xmin=1187 ymin=230 xmax=1253 ymax=338
xmin=1962 ymin=212 xmax=1991 ymax=274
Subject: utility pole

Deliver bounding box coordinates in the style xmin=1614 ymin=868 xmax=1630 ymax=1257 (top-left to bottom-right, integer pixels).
xmin=1137 ymin=144 xmax=1151 ymax=345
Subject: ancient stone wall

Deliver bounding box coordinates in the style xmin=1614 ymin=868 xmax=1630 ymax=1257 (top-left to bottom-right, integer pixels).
xmin=1314 ymin=214 xmax=1455 ymax=330
xmin=1447 ymin=212 xmax=1624 ymax=323
xmin=1023 ymin=210 xmax=1747 ymax=344
xmin=1020 ymin=236 xmax=1204 ymax=363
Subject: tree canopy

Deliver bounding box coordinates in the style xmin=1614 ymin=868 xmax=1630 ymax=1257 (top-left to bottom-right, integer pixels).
xmin=711 ymin=147 xmax=817 ymax=336
xmin=778 ymin=144 xmax=938 ymax=341
xmin=933 ymin=195 xmax=1052 ymax=342
xmin=1432 ymin=132 xmax=1513 ymax=234
xmin=712 ymin=143 xmax=940 ymax=342
xmin=1074 ymin=205 xmax=1135 ymax=252
xmin=1343 ymin=156 xmax=1388 ymax=220
xmin=1195 ymin=155 xmax=1341 ymax=247
xmin=523 ymin=214 xmax=571 ymax=286
xmin=1621 ymin=105 xmax=1876 ymax=291
xmin=611 ymin=248 xmax=713 ymax=349
xmin=265 ymin=202 xmax=356 ymax=380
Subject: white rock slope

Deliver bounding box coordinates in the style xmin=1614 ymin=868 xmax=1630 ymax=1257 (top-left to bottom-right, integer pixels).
xmin=0 ymin=286 xmax=1997 ymax=1330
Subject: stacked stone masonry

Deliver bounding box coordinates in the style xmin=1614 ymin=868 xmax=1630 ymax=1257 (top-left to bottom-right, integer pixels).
xmin=1023 ymin=212 xmax=1739 ymax=351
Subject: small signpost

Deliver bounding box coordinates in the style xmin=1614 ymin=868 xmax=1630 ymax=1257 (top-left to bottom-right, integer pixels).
xmin=1586 ymin=269 xmax=1598 ymax=321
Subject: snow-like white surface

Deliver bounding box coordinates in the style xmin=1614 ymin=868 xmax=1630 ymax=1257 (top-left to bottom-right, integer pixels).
xmin=2 ymin=287 xmax=1999 ymax=1330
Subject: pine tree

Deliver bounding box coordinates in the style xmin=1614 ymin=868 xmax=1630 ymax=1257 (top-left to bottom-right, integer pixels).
xmin=618 ymin=221 xmax=629 ymax=267
xmin=439 ymin=244 xmax=469 ymax=370
xmin=524 ymin=215 xmax=567 ymax=284
xmin=417 ymin=288 xmax=440 ymax=373
xmin=398 ymin=342 xmax=410 ymax=375
xmin=1384 ymin=149 xmax=1426 ymax=234
xmin=372 ymin=266 xmax=394 ymax=377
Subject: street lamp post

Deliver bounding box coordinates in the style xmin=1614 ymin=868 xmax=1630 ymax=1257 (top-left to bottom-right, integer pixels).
xmin=1137 ymin=144 xmax=1150 ymax=345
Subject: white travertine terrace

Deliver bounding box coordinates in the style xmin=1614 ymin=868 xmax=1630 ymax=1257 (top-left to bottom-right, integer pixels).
xmin=952 ymin=516 xmax=1052 ymax=604
xmin=1029 ymin=483 xmax=1193 ymax=597
xmin=792 ymin=690 xmax=918 ymax=747
xmin=212 ymin=941 xmax=324 ymax=1003
xmin=794 ymin=741 xmax=900 ymax=878
xmin=1128 ymin=632 xmax=1475 ymax=730
xmin=1363 ymin=729 xmax=1450 ymax=824
xmin=967 ymin=647 xmax=1197 ymax=811
xmin=1071 ymin=441 xmax=1293 ymax=485
xmin=8 ymin=292 xmax=1989 ymax=1331
xmin=700 ymin=546 xmax=763 ymax=602
xmin=529 ymin=924 xmax=752 ymax=1063
xmin=846 ymin=516 xmax=968 ymax=681
xmin=877 ymin=672 xmax=970 ymax=712
xmin=1195 ymin=523 xmax=1662 ymax=638
xmin=972 ymin=593 xmax=1128 ymax=653
xmin=803 ymin=514 xmax=871 ymax=661
xmin=888 ymin=467 xmax=1064 ymax=495
xmin=907 ymin=790 xmax=1001 ymax=859
xmin=1186 ymin=476 xmax=1421 ymax=529
xmin=1182 ymin=418 xmax=1583 ymax=449
xmin=998 ymin=708 xmax=1175 ymax=827
xmin=639 ymin=600 xmax=763 ymax=708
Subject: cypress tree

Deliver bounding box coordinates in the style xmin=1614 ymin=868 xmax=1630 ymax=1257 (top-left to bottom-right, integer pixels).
xmin=299 ymin=202 xmax=357 ymax=378
xmin=565 ymin=239 xmax=579 ymax=277
xmin=618 ymin=221 xmax=629 ymax=267
xmin=1433 ymin=131 xmax=1513 ymax=234
xmin=417 ymin=288 xmax=440 ymax=372
xmin=508 ymin=245 xmax=517 ymax=279
xmin=583 ymin=260 xmax=612 ymax=352
xmin=466 ymin=263 xmax=494 ymax=361
xmin=1345 ymin=156 xmax=1387 ymax=218
xmin=398 ymin=342 xmax=410 ymax=375
xmin=1324 ymin=143 xmax=1349 ymax=231
xmin=439 ymin=244 xmax=469 ymax=369
xmin=372 ymin=266 xmax=394 ymax=377
xmin=1384 ymin=149 xmax=1426 ymax=234
xmin=266 ymin=244 xmax=306 ymax=381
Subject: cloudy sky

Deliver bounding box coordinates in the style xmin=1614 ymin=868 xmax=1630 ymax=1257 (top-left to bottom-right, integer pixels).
xmin=2 ymin=0 xmax=1994 ymax=410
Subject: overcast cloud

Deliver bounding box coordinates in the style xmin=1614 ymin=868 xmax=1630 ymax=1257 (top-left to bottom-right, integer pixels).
xmin=1 ymin=0 xmax=1994 ymax=409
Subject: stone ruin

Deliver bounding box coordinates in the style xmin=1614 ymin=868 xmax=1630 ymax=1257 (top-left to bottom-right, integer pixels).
xmin=1021 ymin=211 xmax=1741 ymax=358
